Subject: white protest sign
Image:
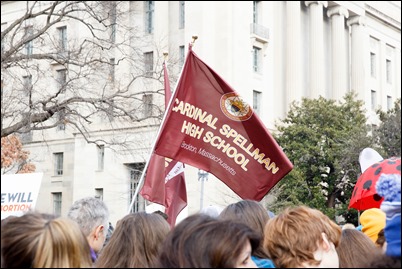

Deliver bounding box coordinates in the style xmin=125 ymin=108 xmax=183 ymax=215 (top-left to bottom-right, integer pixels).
xmin=1 ymin=172 xmax=43 ymax=219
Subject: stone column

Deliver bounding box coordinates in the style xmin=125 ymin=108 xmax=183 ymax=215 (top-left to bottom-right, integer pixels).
xmin=347 ymin=15 xmax=367 ymax=102
xmin=286 ymin=1 xmax=302 ymax=108
xmin=327 ymin=6 xmax=349 ymax=100
xmin=305 ymin=1 xmax=328 ymax=98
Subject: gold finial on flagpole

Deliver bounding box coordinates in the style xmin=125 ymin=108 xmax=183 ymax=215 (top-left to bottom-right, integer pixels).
xmin=163 ymin=52 xmax=168 ymax=61
xmin=191 ymin=35 xmax=198 ymax=46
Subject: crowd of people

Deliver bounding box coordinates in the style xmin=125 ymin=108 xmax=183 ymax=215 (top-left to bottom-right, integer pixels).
xmin=1 ymin=173 xmax=400 ymax=268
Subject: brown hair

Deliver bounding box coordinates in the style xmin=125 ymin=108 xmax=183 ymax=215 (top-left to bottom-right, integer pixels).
xmin=158 ymin=213 xmax=260 ymax=268
xmin=95 ymin=212 xmax=170 ymax=268
xmin=263 ymin=205 xmax=341 ymax=268
xmin=219 ymin=199 xmax=271 ymax=259
xmin=337 ymin=228 xmax=383 ymax=268
xmin=375 ymin=228 xmax=385 ymax=248
xmin=1 ymin=212 xmax=92 ymax=268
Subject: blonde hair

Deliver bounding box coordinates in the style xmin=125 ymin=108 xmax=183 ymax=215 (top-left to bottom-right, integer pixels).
xmin=263 ymin=205 xmax=341 ymax=268
xmin=1 ymin=212 xmax=92 ymax=268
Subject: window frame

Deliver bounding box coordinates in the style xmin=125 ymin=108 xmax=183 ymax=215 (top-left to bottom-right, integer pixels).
xmin=370 ymin=52 xmax=376 ymax=78
xmin=97 ymin=145 xmax=105 ymax=171
xmin=145 ymin=1 xmax=155 ymax=34
xmin=371 ymin=90 xmax=376 ymax=110
xmin=144 ymin=51 xmax=154 ymax=77
xmin=142 ymin=94 xmax=153 ymax=117
xmin=54 ymin=152 xmax=64 ymax=176
xmin=56 ymin=69 xmax=67 ymax=92
xmin=25 ymin=25 xmax=33 ymax=55
xmin=179 ymin=1 xmax=185 ymax=29
xmin=52 ymin=192 xmax=62 ymax=216
xmin=386 ymin=59 xmax=392 ymax=84
xmin=57 ymin=26 xmax=67 ymax=52
xmin=252 ymin=46 xmax=262 ymax=73
xmin=253 ymin=90 xmax=262 ymax=115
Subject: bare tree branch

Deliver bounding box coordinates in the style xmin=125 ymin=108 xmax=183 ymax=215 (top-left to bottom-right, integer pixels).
xmin=1 ymin=1 xmax=179 ymax=147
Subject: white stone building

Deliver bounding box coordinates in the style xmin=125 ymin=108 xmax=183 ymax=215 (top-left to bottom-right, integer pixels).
xmin=1 ymin=1 xmax=400 ymax=226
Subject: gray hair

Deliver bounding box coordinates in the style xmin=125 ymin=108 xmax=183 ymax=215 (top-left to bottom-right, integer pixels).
xmin=67 ymin=197 xmax=109 ymax=237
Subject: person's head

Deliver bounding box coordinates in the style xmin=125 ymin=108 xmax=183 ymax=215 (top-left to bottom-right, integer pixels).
xmin=102 ymin=222 xmax=114 ymax=249
xmin=376 ymin=173 xmax=401 ymax=257
xmin=152 ymin=210 xmax=169 ymax=220
xmin=359 ymin=208 xmax=386 ymax=244
xmin=158 ymin=213 xmax=259 ymax=268
xmin=199 ymin=205 xmax=223 ymax=218
xmin=376 ymin=228 xmax=386 ymax=248
xmin=96 ymin=212 xmax=170 ymax=268
xmin=366 ymin=253 xmax=401 ymax=268
xmin=67 ymin=196 xmax=109 ymax=254
xmin=341 ymin=223 xmax=355 ymax=230
xmin=219 ymin=199 xmax=270 ymax=258
xmin=336 ymin=228 xmax=382 ymax=268
xmin=1 ymin=211 xmax=92 ymax=268
xmin=263 ymin=205 xmax=341 ymax=268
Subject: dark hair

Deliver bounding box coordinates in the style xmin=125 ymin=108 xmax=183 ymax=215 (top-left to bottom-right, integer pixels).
xmin=102 ymin=222 xmax=114 ymax=248
xmin=366 ymin=253 xmax=401 ymax=268
xmin=153 ymin=210 xmax=169 ymax=221
xmin=96 ymin=212 xmax=170 ymax=268
xmin=219 ymin=199 xmax=270 ymax=259
xmin=375 ymin=228 xmax=385 ymax=247
xmin=158 ymin=213 xmax=260 ymax=268
xmin=336 ymin=228 xmax=382 ymax=268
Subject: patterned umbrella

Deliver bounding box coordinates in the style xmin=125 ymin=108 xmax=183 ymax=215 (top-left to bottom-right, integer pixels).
xmin=349 ymin=157 xmax=401 ymax=210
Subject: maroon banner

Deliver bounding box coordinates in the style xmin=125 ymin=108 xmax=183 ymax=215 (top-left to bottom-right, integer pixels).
xmin=154 ymin=47 xmax=293 ymax=201
xmin=140 ymin=62 xmax=187 ymax=227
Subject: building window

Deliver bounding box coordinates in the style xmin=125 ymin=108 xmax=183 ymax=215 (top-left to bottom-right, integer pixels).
xmin=145 ymin=1 xmax=154 ymax=34
xmin=105 ymin=100 xmax=115 ymax=122
xmin=97 ymin=145 xmax=105 ymax=171
xmin=142 ymin=94 xmax=153 ymax=117
xmin=54 ymin=152 xmax=64 ymax=176
xmin=371 ymin=90 xmax=376 ymax=110
xmin=52 ymin=192 xmax=62 ymax=216
xmin=109 ymin=58 xmax=115 ymax=82
xmin=386 ymin=59 xmax=392 ymax=84
xmin=253 ymin=90 xmax=261 ymax=115
xmin=370 ymin=52 xmax=376 ymax=78
xmin=129 ymin=164 xmax=145 ymax=213
xmin=23 ymin=75 xmax=32 ymax=96
xmin=20 ymin=130 xmax=33 ymax=143
xmin=110 ymin=2 xmax=117 ymax=43
xmin=95 ymin=188 xmax=104 ymax=200
xmin=387 ymin=96 xmax=392 ymax=110
xmin=57 ymin=69 xmax=67 ymax=92
xmin=25 ymin=26 xmax=33 ymax=55
xmin=19 ymin=113 xmax=32 ymax=142
xmin=57 ymin=26 xmax=67 ymax=52
xmin=253 ymin=1 xmax=261 ymax=24
xmin=179 ymin=45 xmax=185 ymax=66
xmin=253 ymin=46 xmax=262 ymax=73
xmin=57 ymin=109 xmax=66 ymax=131
xmin=179 ymin=1 xmax=185 ymax=29
xmin=144 ymin=51 xmax=154 ymax=77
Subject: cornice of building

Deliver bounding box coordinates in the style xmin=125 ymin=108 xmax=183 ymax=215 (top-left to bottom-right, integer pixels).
xmin=365 ymin=2 xmax=401 ymax=30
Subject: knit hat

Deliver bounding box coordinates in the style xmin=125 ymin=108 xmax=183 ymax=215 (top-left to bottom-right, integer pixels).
xmin=376 ymin=173 xmax=401 ymax=257
xmin=360 ymin=208 xmax=386 ymax=244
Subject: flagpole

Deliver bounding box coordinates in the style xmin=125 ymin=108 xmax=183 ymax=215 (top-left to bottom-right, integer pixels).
xmin=127 ymin=37 xmax=198 ymax=214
